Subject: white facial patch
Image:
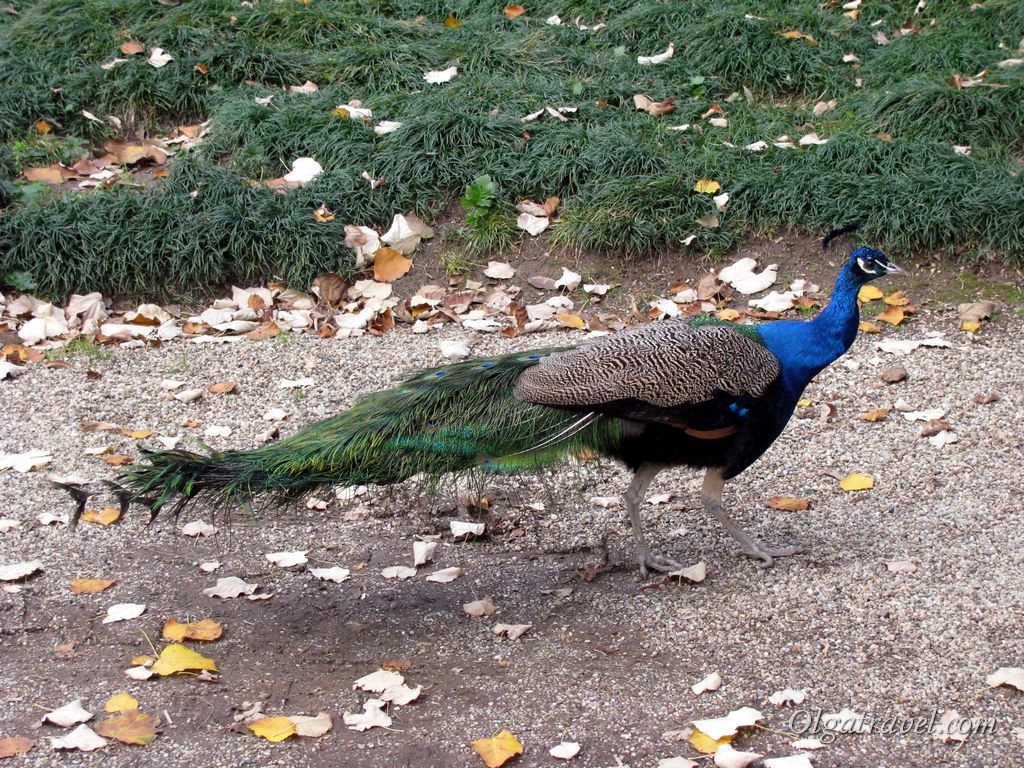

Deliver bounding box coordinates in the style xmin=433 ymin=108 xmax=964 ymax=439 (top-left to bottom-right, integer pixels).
xmin=857 ymin=257 xmax=879 ymax=274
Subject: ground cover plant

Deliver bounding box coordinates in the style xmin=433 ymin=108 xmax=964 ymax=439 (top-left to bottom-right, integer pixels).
xmin=0 ymin=0 xmax=1022 ymax=297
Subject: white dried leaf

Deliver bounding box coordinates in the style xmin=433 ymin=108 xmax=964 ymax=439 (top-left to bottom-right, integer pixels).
xmin=692 ymin=707 xmax=763 ymax=740
xmin=549 ymin=741 xmax=580 ymax=759
xmin=182 ymin=520 xmax=217 ymax=537
xmin=714 ymin=744 xmax=763 ymax=768
xmin=546 ymin=15 xmax=562 ymax=25
xmin=173 ymin=387 xmax=204 ymax=403
xmin=745 ymin=140 xmax=768 ymax=151
xmin=749 ymin=290 xmax=799 ymax=312
xmin=0 ymin=518 xmax=22 ymax=532
xmin=278 ymin=377 xmax=315 ymax=389
xmin=493 ymin=623 xmax=532 ymax=640
xmin=125 ymin=665 xmax=154 ymax=680
xmin=463 ymin=597 xmax=496 ymax=617
xmin=876 ymin=336 xmax=953 ymax=354
xmin=309 ymin=566 xmax=350 ymax=583
xmin=265 ymin=550 xmax=308 ymax=568
xmin=306 ymin=496 xmax=328 ymax=510
xmin=669 ymin=562 xmax=707 ymax=582
xmin=901 ymin=408 xmax=946 ymax=422
xmin=291 ymin=712 xmax=333 ymax=737
xmin=288 ymin=80 xmax=318 ymax=94
xmin=484 ymin=261 xmax=516 ymax=279
xmin=263 ymin=408 xmax=288 ymax=421
xmin=354 ymin=669 xmax=404 ymax=692
xmin=987 ymin=667 xmax=1024 ymax=691
xmin=768 ymin=688 xmax=808 ymax=706
xmin=155 ymin=436 xmax=181 ymax=449
xmin=638 ymin=42 xmax=674 ymax=65
xmin=843 ymin=52 xmax=860 ymax=63
xmin=516 ymin=212 xmax=549 ymax=236
xmin=423 ymin=66 xmax=458 ymax=84
xmin=554 ymin=267 xmax=582 ymax=291
xmin=440 ymin=340 xmax=471 ymax=360
xmin=0 ymin=559 xmax=41 ymax=581
xmin=343 ymin=699 xmax=391 ymax=731
xmin=380 ymin=684 xmax=422 ymax=706
xmin=413 ymin=541 xmax=437 ymax=566
xmin=798 ymin=132 xmax=828 ymax=145
xmin=147 ymin=47 xmax=173 ymax=68
xmin=18 ymin=315 xmax=69 ymax=345
xmin=583 ymin=283 xmax=610 ymax=295
xmin=763 ymin=756 xmax=813 ymax=768
xmin=282 ymin=157 xmax=323 ymax=184
xmin=928 ymin=430 xmax=958 ymax=447
xmin=691 ymin=671 xmax=722 ymax=695
xmin=204 ymin=425 xmax=232 ymax=438
xmin=102 ymin=602 xmax=146 ymax=624
xmin=713 ymin=192 xmax=730 ymax=211
xmin=198 ymin=561 xmax=221 ymax=573
xmin=37 ymin=512 xmax=68 ymax=526
xmin=668 ymin=124 xmax=690 ymax=132
xmin=790 ymin=738 xmax=826 ymax=749
xmin=374 ymin=120 xmax=403 ymax=134
xmin=821 ymin=708 xmax=870 ymax=733
xmin=381 ymin=213 xmax=433 ymax=255
xmin=657 ymin=758 xmax=698 ymax=768
xmin=425 ymin=566 xmax=462 ymax=583
xmin=50 ymin=724 xmax=107 ymax=752
xmin=450 ymin=520 xmax=485 ymax=537
xmin=590 ymin=495 xmax=621 ymax=508
xmin=203 ymin=576 xmax=257 ymax=598
xmin=708 ymin=117 xmax=729 ymax=127
xmin=718 ymin=258 xmax=778 ymax=294
xmin=381 ymin=565 xmax=417 ymax=579
xmin=43 ymin=699 xmax=92 ymax=727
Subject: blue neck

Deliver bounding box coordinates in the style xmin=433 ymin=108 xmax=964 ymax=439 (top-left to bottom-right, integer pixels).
xmin=757 ymin=268 xmax=862 ymax=398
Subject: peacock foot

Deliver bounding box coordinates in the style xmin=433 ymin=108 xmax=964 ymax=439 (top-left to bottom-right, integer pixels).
xmin=638 ymin=550 xmax=684 ymax=579
xmin=741 ymin=544 xmax=803 ymax=568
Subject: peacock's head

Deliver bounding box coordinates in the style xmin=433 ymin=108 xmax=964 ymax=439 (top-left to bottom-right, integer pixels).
xmin=846 ymin=246 xmax=904 ymax=284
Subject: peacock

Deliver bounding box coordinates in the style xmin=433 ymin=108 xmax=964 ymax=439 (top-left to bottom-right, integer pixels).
xmin=111 ymin=244 xmax=902 ymax=576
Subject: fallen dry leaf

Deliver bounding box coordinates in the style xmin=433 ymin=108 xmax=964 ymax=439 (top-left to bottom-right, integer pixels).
xmin=693 ymin=179 xmax=721 ymax=194
xmin=692 ymin=671 xmax=722 ymax=695
xmin=152 ymin=643 xmax=217 ymax=676
xmin=549 ymin=741 xmax=580 ymax=760
xmin=473 ymin=730 xmax=524 ymax=768
xmin=249 ymin=716 xmax=296 ymax=742
xmin=0 ymin=560 xmax=42 ymax=581
xmin=633 ymin=94 xmax=676 ymax=116
xmin=49 ymin=725 xmax=107 ymax=752
xmin=343 ymin=699 xmax=392 ymax=731
xmin=0 ymin=736 xmax=34 ymax=758
xmin=463 ymin=597 xmax=497 ymax=617
xmin=503 ymin=4 xmax=525 ymax=19
xmin=103 ymin=693 xmax=138 ymax=713
xmin=987 ymin=667 xmax=1024 ymax=692
xmin=162 ymin=618 xmax=223 ymax=642
xmin=70 ymin=578 xmax=115 ymax=594
xmin=94 ymin=710 xmax=160 ymax=745
xmin=203 ymin=576 xmax=256 ymax=598
xmin=839 ymin=472 xmax=874 ymax=491
xmin=102 ymin=602 xmax=145 ymax=624
xmin=859 ymin=408 xmax=890 ymax=422
xmin=42 ymin=699 xmax=92 ymax=727
xmin=493 ymin=623 xmax=532 ymax=640
xmin=373 ymin=247 xmax=413 ymax=282
xmin=82 ymin=507 xmax=121 ymax=525
xmin=208 ymin=381 xmax=237 ymax=394
xmin=767 ymin=497 xmax=810 ymax=511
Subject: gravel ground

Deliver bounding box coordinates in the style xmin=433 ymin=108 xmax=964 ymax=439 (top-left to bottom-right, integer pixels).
xmin=1 ymin=305 xmax=1023 ymax=767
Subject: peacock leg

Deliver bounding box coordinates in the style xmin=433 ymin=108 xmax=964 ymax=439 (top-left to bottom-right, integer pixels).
xmin=625 ymin=463 xmax=681 ymax=577
xmin=703 ymin=468 xmax=802 ymax=567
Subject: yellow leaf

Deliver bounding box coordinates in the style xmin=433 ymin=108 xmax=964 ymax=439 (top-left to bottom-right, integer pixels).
xmin=839 ymin=472 xmax=874 ymax=491
xmin=70 ymin=578 xmax=115 ymax=594
xmin=121 ymin=428 xmax=153 ymax=439
xmin=884 ymin=290 xmax=910 ymax=306
xmin=717 ymin=308 xmax=740 ymax=321
xmin=151 ymin=643 xmax=218 ymax=676
xmin=859 ymin=321 xmax=881 ymax=333
xmin=796 ymin=398 xmax=812 ymax=407
xmin=95 ymin=710 xmax=160 ymax=745
xmin=249 ymin=716 xmax=297 ymax=743
xmin=131 ymin=654 xmax=156 ymax=666
xmin=767 ymin=496 xmax=810 ymax=511
xmin=313 ymin=204 xmax=335 ymax=223
xmin=472 ymin=730 xmax=524 ymax=768
xmin=961 ymin=320 xmax=981 ymax=332
xmin=104 ymin=693 xmax=139 ymax=713
xmin=693 ymin=179 xmax=721 ymax=194
xmin=689 ymin=728 xmax=732 ymax=754
xmin=373 ymin=247 xmax=413 ymax=282
xmin=34 ymin=120 xmax=52 ymax=135
xmin=876 ymin=305 xmax=905 ymax=325
xmin=556 ymin=313 xmax=585 ymax=329
xmin=780 ymin=30 xmax=805 ymax=39
xmin=81 ymin=507 xmax=121 ymax=525
xmin=331 ymin=107 xmax=350 ymax=119
xmin=859 ymin=408 xmax=889 ymax=422
xmin=101 ymin=454 xmax=134 ymax=466
xmin=443 ymin=14 xmax=461 ymax=28
xmin=162 ymin=618 xmax=223 ymax=642
xmin=503 ymin=4 xmax=525 ymax=20
xmin=857 ymin=285 xmax=883 ymax=302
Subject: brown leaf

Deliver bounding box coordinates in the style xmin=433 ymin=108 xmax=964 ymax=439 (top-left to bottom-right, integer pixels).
xmin=880 ymin=365 xmax=907 ymax=383
xmin=633 ymin=94 xmax=676 ymax=116
xmin=382 ymin=658 xmax=411 ymax=671
xmin=24 ymin=165 xmax=77 ymax=185
xmin=920 ymin=419 xmax=952 ymax=438
xmin=859 ymin=408 xmax=890 ymax=422
xmin=858 ymin=321 xmax=881 ymax=333
xmin=767 ymin=496 xmax=810 ymax=511
xmin=193 ymin=62 xmax=209 ymax=75
xmin=3 ymin=343 xmax=44 ymax=364
xmin=101 ymin=454 xmax=134 ymax=466
xmin=162 ymin=617 xmax=223 ymax=642
xmin=884 ymin=290 xmax=910 ymax=306
xmin=103 ymin=141 xmax=168 ymax=166
xmin=208 ymin=381 xmax=237 ymax=395
xmin=34 ymin=120 xmax=52 ymax=135
xmin=373 ymin=247 xmax=413 ymax=282
xmin=443 ymin=14 xmax=461 ymax=28
xmin=311 ymin=272 xmax=347 ymax=306
xmin=94 ymin=710 xmax=160 ymax=746
xmin=70 ymin=578 xmax=115 ymax=594
xmin=503 ymin=4 xmax=525 ymax=19
xmin=876 ymin=305 xmax=906 ymax=325
xmin=245 ymin=321 xmax=283 ymax=341
xmin=120 ymin=40 xmax=145 ymax=55
xmin=974 ymin=392 xmax=999 ymax=404
xmin=0 ymin=736 xmax=34 ymax=758
xmin=542 ymin=196 xmax=560 ymax=216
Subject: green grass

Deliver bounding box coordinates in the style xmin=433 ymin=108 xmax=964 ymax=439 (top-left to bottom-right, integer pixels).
xmin=1 ymin=0 xmax=1022 ymax=298
xmin=44 ymin=335 xmax=114 ymax=360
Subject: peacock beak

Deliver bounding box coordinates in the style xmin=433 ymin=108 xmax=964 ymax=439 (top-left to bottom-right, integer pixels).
xmin=883 ymin=261 xmax=905 ymax=275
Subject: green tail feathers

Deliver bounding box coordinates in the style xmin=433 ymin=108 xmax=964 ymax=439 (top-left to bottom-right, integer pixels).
xmin=120 ymin=349 xmax=622 ymax=516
